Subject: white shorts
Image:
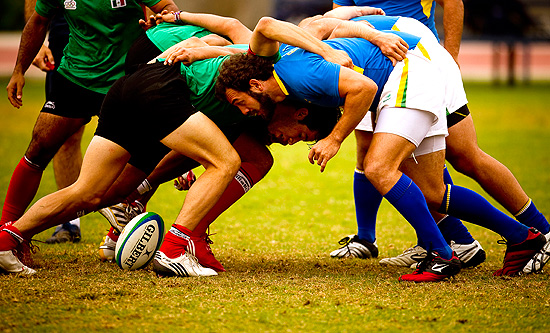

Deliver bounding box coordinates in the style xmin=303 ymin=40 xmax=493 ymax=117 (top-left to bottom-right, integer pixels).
xmin=356 ymin=19 xmax=468 ymax=132
xmin=393 ymin=17 xmax=468 ymax=115
xmin=374 ymin=106 xmax=446 ymax=156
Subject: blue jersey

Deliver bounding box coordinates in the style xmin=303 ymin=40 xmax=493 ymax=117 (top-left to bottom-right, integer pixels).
xmin=274 ymin=31 xmax=420 ymax=109
xmin=351 ymin=15 xmax=399 ymax=31
xmin=332 ymin=0 xmax=439 ymax=40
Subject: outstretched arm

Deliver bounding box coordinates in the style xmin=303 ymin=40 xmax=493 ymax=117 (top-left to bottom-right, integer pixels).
xmin=435 ymin=0 xmax=463 ymax=63
xmin=156 ymin=10 xmax=252 ymax=44
xmin=6 ymin=11 xmax=50 ymax=108
xmin=324 ymin=5 xmax=385 ymax=19
xmin=250 ymin=17 xmax=353 ymax=69
xmin=301 ymin=17 xmax=408 ymax=65
xmin=157 ymin=38 xmax=246 ymax=65
xmin=308 ymin=68 xmax=377 ymax=172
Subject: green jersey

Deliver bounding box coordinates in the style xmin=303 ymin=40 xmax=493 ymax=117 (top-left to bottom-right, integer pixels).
xmin=180 ymin=45 xmax=249 ymax=127
xmin=146 ymin=22 xmax=212 ymax=52
xmin=35 ymin=0 xmax=161 ymax=94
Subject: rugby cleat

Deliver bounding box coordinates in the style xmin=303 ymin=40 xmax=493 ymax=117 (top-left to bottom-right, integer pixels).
xmin=0 ymin=250 xmax=36 ymax=275
xmin=379 ymin=245 xmax=427 ymax=268
xmin=494 ymin=227 xmax=547 ymax=276
xmin=98 ymin=201 xmax=144 ymax=234
xmin=523 ymin=232 xmax=550 ymax=274
xmin=450 ymin=240 xmax=486 ymax=268
xmin=399 ymin=251 xmax=461 ymax=282
xmin=330 ymin=234 xmax=379 ymax=259
xmin=152 ymin=251 xmax=218 ymax=277
xmin=98 ymin=232 xmax=117 ymax=262
xmin=188 ymin=233 xmax=225 ymax=272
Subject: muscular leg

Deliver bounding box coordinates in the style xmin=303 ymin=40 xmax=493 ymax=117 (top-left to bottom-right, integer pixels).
xmin=46 ymin=125 xmax=86 ymax=242
xmin=1 ymin=113 xmax=89 ymax=224
xmin=446 ymin=114 xmax=549 ymax=234
xmin=12 ymin=136 xmax=131 ymax=239
xmin=446 ymin=114 xmax=527 ymax=213
xmin=364 ymin=133 xmax=452 ymax=258
xmin=352 ymin=130 xmax=382 ymax=244
xmin=53 ymin=126 xmax=85 ymax=189
xmin=160 ymin=112 xmax=240 ymax=231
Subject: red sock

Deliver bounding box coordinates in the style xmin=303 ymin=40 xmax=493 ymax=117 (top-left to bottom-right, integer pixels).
xmin=107 ymin=227 xmax=119 ymax=242
xmin=192 ymin=162 xmax=263 ymax=236
xmin=159 ymin=224 xmax=191 ymax=258
xmin=1 ymin=157 xmax=43 ymax=225
xmin=0 ymin=222 xmax=24 ymax=251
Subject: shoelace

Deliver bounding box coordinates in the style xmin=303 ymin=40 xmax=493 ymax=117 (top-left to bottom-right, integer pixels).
xmin=337 ymin=235 xmax=353 ymax=246
xmin=186 ymin=251 xmax=202 ymax=267
xmin=414 ymin=252 xmax=435 ymax=273
xmin=124 ymin=201 xmax=144 ymax=221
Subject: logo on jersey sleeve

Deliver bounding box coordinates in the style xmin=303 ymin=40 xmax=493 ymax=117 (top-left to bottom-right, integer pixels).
xmin=64 ymin=0 xmax=76 ymax=10
xmin=111 ymin=0 xmax=127 ymax=8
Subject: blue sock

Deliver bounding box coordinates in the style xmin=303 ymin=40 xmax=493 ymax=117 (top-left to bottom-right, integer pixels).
xmin=439 ymin=185 xmax=529 ymax=244
xmin=443 ymin=165 xmax=454 ymax=185
xmin=384 ymin=174 xmax=452 ymax=259
xmin=515 ymin=199 xmax=550 ymax=234
xmin=437 ymin=215 xmax=475 ymax=244
xmin=354 ymin=170 xmax=381 ymax=243
xmin=439 ymin=166 xmax=475 ymax=244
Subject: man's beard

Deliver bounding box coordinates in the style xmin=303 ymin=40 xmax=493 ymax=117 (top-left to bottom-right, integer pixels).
xmin=248 ymin=90 xmax=276 ymax=121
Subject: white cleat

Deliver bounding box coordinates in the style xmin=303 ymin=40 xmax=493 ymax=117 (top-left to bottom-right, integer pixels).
xmin=450 ymin=240 xmax=486 ymax=268
xmin=0 ymin=250 xmax=36 ymax=275
xmin=153 ymin=251 xmax=218 ymax=277
xmin=379 ymin=245 xmax=427 ymax=268
xmin=523 ymin=232 xmax=550 ymax=274
xmin=98 ymin=234 xmax=117 ymax=262
xmin=98 ymin=201 xmax=144 ymax=234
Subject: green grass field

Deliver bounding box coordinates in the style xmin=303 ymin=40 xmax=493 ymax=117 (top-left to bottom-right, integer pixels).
xmin=0 ymin=78 xmax=549 ymax=332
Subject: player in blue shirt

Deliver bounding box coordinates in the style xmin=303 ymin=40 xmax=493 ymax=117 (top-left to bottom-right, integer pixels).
xmin=325 ymin=7 xmax=550 ymax=275
xmin=332 ymin=0 xmax=463 ymax=62
xmin=215 ymin=16 xmax=548 ymax=282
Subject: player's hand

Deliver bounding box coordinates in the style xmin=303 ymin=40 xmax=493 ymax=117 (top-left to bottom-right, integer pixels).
xmin=323 ymin=49 xmax=354 ymax=69
xmin=139 ymin=14 xmax=158 ymax=30
xmin=371 ymin=31 xmax=408 ymax=66
xmin=6 ymin=72 xmax=25 ymax=108
xmin=174 ymin=170 xmax=196 ymax=191
xmin=154 ymin=10 xmax=173 ymax=25
xmin=307 ymin=135 xmax=342 ymax=172
xmin=32 ymin=44 xmax=55 ymax=72
xmin=356 ymin=6 xmax=385 ymax=16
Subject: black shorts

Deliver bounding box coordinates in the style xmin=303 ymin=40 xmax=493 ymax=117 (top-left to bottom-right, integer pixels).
xmin=41 ymin=70 xmax=104 ymax=121
xmin=45 ymin=23 xmax=69 ymax=100
xmin=95 ymin=62 xmax=197 ymax=174
xmin=125 ymin=34 xmax=163 ymax=75
xmin=447 ymin=104 xmax=470 ymax=128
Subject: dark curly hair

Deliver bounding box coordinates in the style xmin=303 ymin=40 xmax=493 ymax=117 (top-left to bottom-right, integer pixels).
xmin=289 ymin=100 xmax=342 ymax=141
xmin=215 ymin=53 xmax=275 ymax=101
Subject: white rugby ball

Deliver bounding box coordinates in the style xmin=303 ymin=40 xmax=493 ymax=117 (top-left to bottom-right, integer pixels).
xmin=115 ymin=212 xmax=165 ymax=270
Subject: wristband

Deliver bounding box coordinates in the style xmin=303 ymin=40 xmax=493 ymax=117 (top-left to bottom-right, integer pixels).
xmin=174 ymin=11 xmax=183 ymax=25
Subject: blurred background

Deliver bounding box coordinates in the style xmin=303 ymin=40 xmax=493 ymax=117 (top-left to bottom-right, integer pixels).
xmin=0 ymin=0 xmax=549 ymax=83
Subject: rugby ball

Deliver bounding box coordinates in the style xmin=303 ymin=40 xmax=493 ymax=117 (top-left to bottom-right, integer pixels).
xmin=115 ymin=212 xmax=165 ymax=270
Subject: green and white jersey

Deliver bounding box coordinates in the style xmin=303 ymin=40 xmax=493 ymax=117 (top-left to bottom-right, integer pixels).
xmin=146 ymin=22 xmax=212 ymax=52
xmin=180 ymin=45 xmax=249 ymax=127
xmin=35 ymin=0 xmax=161 ymax=94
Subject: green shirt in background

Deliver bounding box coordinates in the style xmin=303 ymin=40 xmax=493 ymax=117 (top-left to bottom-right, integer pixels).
xmin=35 ymin=0 xmax=161 ymax=94
xmin=180 ymin=45 xmax=249 ymax=127
xmin=146 ymin=22 xmax=212 ymax=52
